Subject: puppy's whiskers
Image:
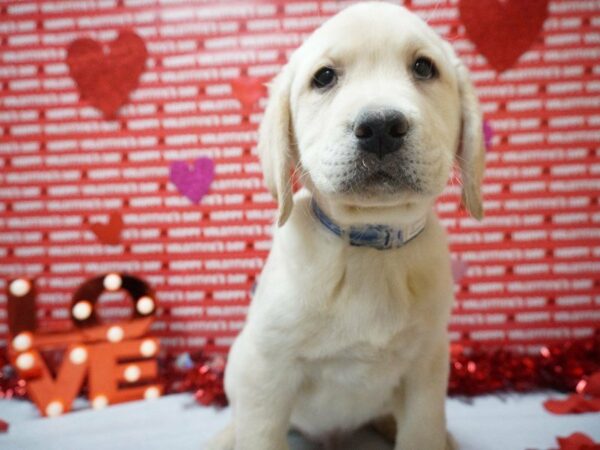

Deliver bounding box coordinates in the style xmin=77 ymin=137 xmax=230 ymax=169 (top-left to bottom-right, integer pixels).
xmin=423 ymin=0 xmax=443 ymax=25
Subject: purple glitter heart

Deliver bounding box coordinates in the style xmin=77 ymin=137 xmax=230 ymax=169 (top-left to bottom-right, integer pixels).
xmin=169 ymin=158 xmax=215 ymax=204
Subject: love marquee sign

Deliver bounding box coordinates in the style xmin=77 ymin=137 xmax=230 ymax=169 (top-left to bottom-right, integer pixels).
xmin=7 ymin=273 xmax=162 ymax=417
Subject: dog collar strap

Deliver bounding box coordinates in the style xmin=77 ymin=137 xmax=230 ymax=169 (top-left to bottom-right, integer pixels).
xmin=311 ymin=199 xmax=426 ymax=250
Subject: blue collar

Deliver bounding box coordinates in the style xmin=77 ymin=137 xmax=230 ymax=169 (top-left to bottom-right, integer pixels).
xmin=311 ymin=199 xmax=426 ymax=250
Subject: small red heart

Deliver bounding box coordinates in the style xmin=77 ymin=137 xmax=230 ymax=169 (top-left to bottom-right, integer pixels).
xmin=231 ymin=78 xmax=267 ymax=107
xmin=90 ymin=213 xmax=123 ymax=245
xmin=544 ymin=394 xmax=600 ymax=415
xmin=67 ymin=31 xmax=147 ymax=118
xmin=459 ymin=0 xmax=549 ymax=73
xmin=557 ymin=432 xmax=600 ymax=450
xmin=544 ymin=394 xmax=584 ymax=414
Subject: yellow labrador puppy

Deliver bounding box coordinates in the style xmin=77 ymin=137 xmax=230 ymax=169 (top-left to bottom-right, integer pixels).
xmin=207 ymin=2 xmax=484 ymax=449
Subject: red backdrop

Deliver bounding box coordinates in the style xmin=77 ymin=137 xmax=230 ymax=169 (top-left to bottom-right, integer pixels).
xmin=0 ymin=0 xmax=599 ymax=356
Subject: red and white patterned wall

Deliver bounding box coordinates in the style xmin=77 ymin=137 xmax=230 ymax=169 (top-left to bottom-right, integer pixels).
xmin=0 ymin=0 xmax=599 ymax=355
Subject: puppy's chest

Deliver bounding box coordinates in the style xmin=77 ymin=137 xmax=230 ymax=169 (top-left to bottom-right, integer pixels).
xmin=298 ymin=267 xmax=423 ymax=377
xmin=299 ymin=320 xmax=421 ymax=394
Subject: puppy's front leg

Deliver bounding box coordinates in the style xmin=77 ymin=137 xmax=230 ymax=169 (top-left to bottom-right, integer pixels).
xmin=228 ymin=336 xmax=302 ymax=450
xmin=393 ymin=339 xmax=452 ymax=450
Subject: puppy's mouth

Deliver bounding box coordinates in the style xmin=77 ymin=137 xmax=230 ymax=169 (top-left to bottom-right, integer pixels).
xmin=342 ymin=160 xmax=424 ymax=195
xmin=365 ymin=170 xmax=395 ymax=184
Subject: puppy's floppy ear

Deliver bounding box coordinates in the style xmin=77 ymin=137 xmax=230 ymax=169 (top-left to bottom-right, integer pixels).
xmin=445 ymin=42 xmax=486 ymax=220
xmin=456 ymin=62 xmax=485 ymax=220
xmin=258 ymin=66 xmax=296 ymax=227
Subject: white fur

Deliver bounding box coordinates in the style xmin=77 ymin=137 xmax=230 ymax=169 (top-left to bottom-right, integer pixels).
xmin=206 ymin=3 xmax=484 ymax=450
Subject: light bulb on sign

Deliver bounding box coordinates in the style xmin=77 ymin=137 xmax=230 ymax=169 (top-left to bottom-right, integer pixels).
xmin=69 ymin=347 xmax=88 ymax=365
xmin=12 ymin=332 xmax=32 ymax=352
xmin=140 ymin=339 xmax=157 ymax=357
xmin=136 ymin=296 xmax=155 ymax=315
xmin=92 ymin=395 xmax=108 ymax=410
xmin=16 ymin=352 xmax=35 ymax=371
xmin=124 ymin=365 xmax=141 ymax=383
xmin=103 ymin=273 xmax=122 ymax=291
xmin=9 ymin=278 xmax=31 ymax=297
xmin=72 ymin=300 xmax=92 ymax=321
xmin=107 ymin=326 xmax=124 ymax=343
xmin=45 ymin=401 xmax=64 ymax=418
xmin=144 ymin=386 xmax=160 ymax=400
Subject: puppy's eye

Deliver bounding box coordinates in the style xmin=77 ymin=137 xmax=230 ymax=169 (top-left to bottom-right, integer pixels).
xmin=311 ymin=67 xmax=337 ymax=89
xmin=413 ymin=57 xmax=437 ymax=80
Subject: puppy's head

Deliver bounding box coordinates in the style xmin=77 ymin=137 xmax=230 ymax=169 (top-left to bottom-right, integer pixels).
xmin=259 ymin=2 xmax=485 ymax=227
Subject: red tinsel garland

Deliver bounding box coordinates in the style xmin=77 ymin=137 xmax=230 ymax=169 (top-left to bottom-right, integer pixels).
xmin=2 ymin=332 xmax=599 ymax=407
xmin=158 ymin=351 xmax=227 ymax=407
xmin=449 ymin=333 xmax=600 ymax=396
xmin=0 ymin=350 xmax=27 ymax=400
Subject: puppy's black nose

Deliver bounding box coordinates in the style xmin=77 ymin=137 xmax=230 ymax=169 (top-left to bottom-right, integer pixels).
xmin=354 ymin=109 xmax=409 ymax=158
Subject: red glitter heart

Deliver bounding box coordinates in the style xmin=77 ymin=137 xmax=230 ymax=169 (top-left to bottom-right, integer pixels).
xmin=67 ymin=31 xmax=147 ymax=118
xmin=459 ymin=0 xmax=549 ymax=73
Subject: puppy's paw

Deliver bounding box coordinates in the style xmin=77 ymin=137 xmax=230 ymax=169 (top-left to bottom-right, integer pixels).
xmin=204 ymin=423 xmax=235 ymax=450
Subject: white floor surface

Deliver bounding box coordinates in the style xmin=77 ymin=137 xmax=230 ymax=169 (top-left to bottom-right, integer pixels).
xmin=0 ymin=392 xmax=598 ymax=449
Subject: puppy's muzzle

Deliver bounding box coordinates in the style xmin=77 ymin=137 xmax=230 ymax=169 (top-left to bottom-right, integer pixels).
xmin=353 ymin=108 xmax=409 ymax=159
